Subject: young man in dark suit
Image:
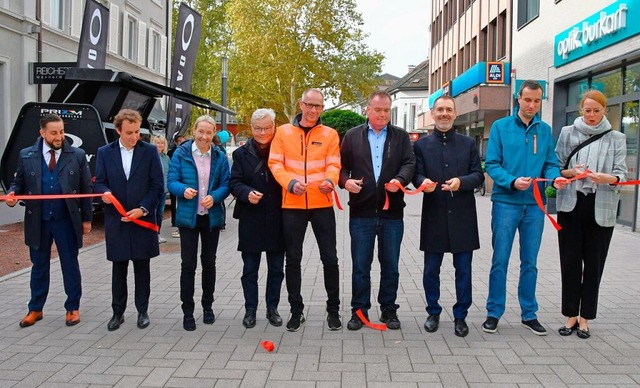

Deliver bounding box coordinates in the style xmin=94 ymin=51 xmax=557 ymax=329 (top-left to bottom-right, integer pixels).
xmin=94 ymin=109 xmax=164 ymax=331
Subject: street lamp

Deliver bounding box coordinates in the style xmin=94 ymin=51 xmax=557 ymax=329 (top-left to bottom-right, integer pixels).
xmin=221 ymin=57 xmax=228 ymax=133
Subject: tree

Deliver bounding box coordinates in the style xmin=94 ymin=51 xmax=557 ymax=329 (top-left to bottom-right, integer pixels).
xmin=225 ymin=0 xmax=383 ymax=124
xmin=320 ymin=110 xmax=365 ymax=139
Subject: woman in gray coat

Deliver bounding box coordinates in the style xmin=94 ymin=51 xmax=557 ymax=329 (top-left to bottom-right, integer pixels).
xmin=555 ymin=90 xmax=627 ymax=339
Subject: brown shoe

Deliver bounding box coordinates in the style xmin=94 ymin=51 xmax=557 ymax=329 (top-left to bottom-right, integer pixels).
xmin=19 ymin=311 xmax=43 ymax=327
xmin=65 ymin=310 xmax=80 ymax=326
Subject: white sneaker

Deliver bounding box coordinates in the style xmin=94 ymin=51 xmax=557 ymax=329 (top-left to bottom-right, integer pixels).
xmin=158 ymin=235 xmax=167 ymax=244
xmin=171 ymin=230 xmax=180 ymax=238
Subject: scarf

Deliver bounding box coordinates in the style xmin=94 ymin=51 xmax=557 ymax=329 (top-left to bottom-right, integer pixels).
xmin=571 ymin=115 xmax=612 ymax=192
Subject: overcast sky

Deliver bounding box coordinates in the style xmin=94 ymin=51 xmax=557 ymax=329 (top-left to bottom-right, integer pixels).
xmin=355 ymin=0 xmax=431 ymax=78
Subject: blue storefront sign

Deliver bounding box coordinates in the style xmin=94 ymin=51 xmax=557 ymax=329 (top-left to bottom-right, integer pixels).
xmin=429 ymin=62 xmax=511 ymax=108
xmin=554 ymin=0 xmax=640 ymax=67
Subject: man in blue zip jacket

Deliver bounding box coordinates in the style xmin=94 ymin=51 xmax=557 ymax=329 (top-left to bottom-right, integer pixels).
xmin=482 ymin=80 xmax=568 ymax=336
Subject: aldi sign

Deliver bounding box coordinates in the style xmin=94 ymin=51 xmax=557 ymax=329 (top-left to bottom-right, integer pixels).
xmin=486 ymin=62 xmax=505 ymax=83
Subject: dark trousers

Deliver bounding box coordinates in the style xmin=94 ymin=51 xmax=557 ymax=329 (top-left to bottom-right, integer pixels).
xmin=170 ymin=193 xmax=177 ymax=227
xmin=423 ymin=251 xmax=473 ymax=319
xmin=558 ymin=193 xmax=614 ymax=319
xmin=111 ymin=259 xmax=150 ymax=315
xmin=179 ymin=215 xmax=220 ymax=316
xmin=28 ymin=216 xmax=81 ymax=312
xmin=282 ymin=208 xmax=340 ymax=315
xmin=241 ymin=251 xmax=285 ymax=310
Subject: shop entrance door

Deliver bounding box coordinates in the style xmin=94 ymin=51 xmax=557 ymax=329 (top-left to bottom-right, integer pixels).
xmin=619 ymin=101 xmax=639 ymax=229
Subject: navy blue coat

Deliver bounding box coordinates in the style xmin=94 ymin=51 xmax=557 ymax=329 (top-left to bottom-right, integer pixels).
xmin=412 ymin=130 xmax=484 ymax=253
xmin=94 ymin=140 xmax=164 ymax=261
xmin=167 ymin=140 xmax=230 ymax=229
xmin=229 ymin=139 xmax=284 ymax=253
xmin=9 ymin=138 xmax=93 ymax=250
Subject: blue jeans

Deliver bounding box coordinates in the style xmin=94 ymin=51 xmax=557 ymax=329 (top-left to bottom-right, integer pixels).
xmin=349 ymin=217 xmax=403 ymax=314
xmin=156 ymin=192 xmax=167 ymax=232
xmin=486 ymin=202 xmax=544 ymax=321
xmin=241 ymin=251 xmax=285 ymax=310
xmin=424 ymin=251 xmax=472 ymax=319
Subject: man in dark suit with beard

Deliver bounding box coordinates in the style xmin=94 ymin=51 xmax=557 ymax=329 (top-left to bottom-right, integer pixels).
xmin=6 ymin=113 xmax=93 ymax=328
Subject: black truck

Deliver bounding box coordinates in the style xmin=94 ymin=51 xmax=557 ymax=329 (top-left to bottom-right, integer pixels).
xmin=1 ymin=67 xmax=235 ymax=193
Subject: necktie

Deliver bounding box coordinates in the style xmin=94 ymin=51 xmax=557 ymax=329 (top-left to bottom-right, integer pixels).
xmin=49 ymin=149 xmax=56 ymax=171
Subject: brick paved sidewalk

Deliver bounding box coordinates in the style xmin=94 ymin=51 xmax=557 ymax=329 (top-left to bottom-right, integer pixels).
xmin=0 ymin=192 xmax=639 ymax=387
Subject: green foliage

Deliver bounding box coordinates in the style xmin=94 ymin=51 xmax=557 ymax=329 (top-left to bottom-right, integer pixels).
xmin=545 ymin=185 xmax=557 ymax=198
xmin=320 ymin=110 xmax=366 ymax=139
xmin=172 ymin=0 xmax=383 ymax=126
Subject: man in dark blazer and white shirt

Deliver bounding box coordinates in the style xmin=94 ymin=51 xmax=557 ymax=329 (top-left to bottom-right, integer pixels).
xmin=94 ymin=109 xmax=164 ymax=331
xmin=6 ymin=113 xmax=93 ymax=328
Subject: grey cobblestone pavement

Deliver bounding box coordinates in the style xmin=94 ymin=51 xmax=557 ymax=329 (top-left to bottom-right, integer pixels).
xmin=1 ymin=191 xmax=639 ymax=387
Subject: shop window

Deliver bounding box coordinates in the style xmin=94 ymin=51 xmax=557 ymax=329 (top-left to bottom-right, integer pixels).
xmin=567 ymin=78 xmax=588 ymax=106
xmin=517 ymin=0 xmax=539 ymax=29
xmin=592 ymin=69 xmax=622 ymax=97
xmin=624 ymin=62 xmax=640 ymax=94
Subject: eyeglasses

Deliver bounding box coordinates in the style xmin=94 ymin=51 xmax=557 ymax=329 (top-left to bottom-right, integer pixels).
xmin=582 ymin=108 xmax=603 ymax=115
xmin=301 ymin=101 xmax=324 ymax=110
xmin=252 ymin=126 xmax=274 ymax=133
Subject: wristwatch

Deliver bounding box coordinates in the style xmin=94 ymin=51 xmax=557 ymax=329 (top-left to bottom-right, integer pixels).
xmin=140 ymin=207 xmax=149 ymax=216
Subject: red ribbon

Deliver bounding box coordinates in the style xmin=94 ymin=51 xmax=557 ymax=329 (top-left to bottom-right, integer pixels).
xmin=0 ymin=193 xmax=159 ymax=232
xmin=532 ymin=170 xmax=590 ymax=231
xmin=382 ymin=181 xmax=433 ymax=210
xmin=356 ymin=309 xmax=387 ymax=331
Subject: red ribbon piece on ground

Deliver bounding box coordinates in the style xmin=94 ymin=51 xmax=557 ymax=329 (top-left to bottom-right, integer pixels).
xmin=260 ymin=340 xmax=275 ymax=352
xmin=356 ymin=309 xmax=387 ymax=331
xmin=0 ymin=192 xmax=159 ymax=232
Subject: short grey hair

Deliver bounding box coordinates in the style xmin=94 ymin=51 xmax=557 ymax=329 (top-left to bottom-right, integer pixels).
xmin=251 ymin=108 xmax=276 ymax=126
xmin=301 ymin=88 xmax=324 ymax=102
xmin=193 ymin=115 xmax=217 ymax=131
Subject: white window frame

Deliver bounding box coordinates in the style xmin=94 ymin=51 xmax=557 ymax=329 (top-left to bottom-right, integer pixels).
xmin=122 ymin=11 xmax=139 ymax=61
xmin=147 ymin=28 xmax=167 ymax=74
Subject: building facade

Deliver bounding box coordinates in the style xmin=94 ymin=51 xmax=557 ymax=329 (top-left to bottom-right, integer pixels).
xmin=387 ymin=60 xmax=430 ymax=133
xmin=512 ymin=0 xmax=640 ymax=230
xmin=427 ymin=0 xmax=512 ymax=158
xmin=0 ymin=0 xmax=170 ymax=157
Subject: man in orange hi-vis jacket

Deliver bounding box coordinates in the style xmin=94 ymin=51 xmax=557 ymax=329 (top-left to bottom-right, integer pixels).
xmin=268 ymin=88 xmax=342 ymax=332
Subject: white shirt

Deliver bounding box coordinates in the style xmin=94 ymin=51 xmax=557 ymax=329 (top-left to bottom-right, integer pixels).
xmin=119 ymin=139 xmax=134 ymax=179
xmin=42 ymin=142 xmax=60 ymax=166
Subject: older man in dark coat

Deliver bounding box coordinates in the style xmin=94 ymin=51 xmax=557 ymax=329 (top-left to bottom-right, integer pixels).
xmin=413 ymin=95 xmax=484 ymax=337
xmin=229 ymin=108 xmax=285 ymax=329
xmin=6 ymin=113 xmax=92 ymax=328
xmin=94 ymin=109 xmax=164 ymax=331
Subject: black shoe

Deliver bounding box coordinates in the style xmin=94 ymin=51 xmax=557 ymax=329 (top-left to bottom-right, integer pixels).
xmin=243 ymin=309 xmax=257 ymax=328
xmin=107 ymin=314 xmax=124 ymax=331
xmin=183 ymin=315 xmax=196 ymax=331
xmin=286 ymin=313 xmax=306 ymax=332
xmin=380 ymin=310 xmax=401 ymax=330
xmin=558 ymin=322 xmax=579 ymax=336
xmin=327 ymin=312 xmax=341 ymax=331
xmin=522 ymin=319 xmax=547 ymax=336
xmin=137 ymin=312 xmax=150 ymax=329
xmin=266 ymin=309 xmax=282 ymax=327
xmin=424 ymin=314 xmax=440 ymax=333
xmin=203 ymin=309 xmax=215 ymax=325
xmin=576 ymin=327 xmax=590 ymax=339
xmin=454 ymin=318 xmax=469 ymax=337
xmin=482 ymin=317 xmax=499 ymax=333
xmin=347 ymin=312 xmax=366 ymax=331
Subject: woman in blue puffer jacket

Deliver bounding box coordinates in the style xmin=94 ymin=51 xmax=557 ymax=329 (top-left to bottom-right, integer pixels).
xmin=168 ymin=115 xmax=230 ymax=331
